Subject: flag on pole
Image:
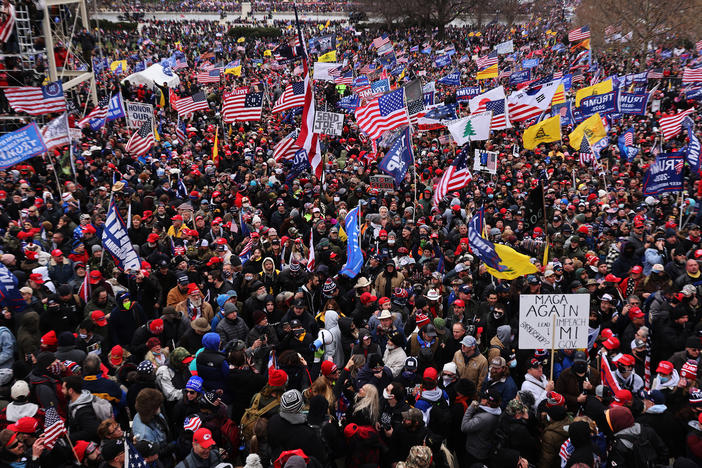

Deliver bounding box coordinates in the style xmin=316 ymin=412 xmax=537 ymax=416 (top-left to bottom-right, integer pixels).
xmin=175 ymin=92 xmax=209 ymax=116
xmin=273 ymin=81 xmax=306 ymax=113
xmin=222 ymin=90 xmax=263 ymax=122
xmin=42 ymin=407 xmax=67 ymax=449
xmin=0 ymin=2 xmax=15 ymax=43
xmin=522 ymin=115 xmax=562 ymax=149
xmin=470 ymin=86 xmax=510 ymax=130
xmin=197 ymin=68 xmax=221 ymax=83
xmin=307 ymin=232 xmax=315 ymax=271
xmin=41 ymin=113 xmax=71 ymax=151
xmin=568 ymin=25 xmax=591 ymax=42
xmin=125 ymin=121 xmax=155 ymax=157
xmin=4 ymin=82 xmax=67 ymax=115
xmin=212 ymin=127 xmax=219 ymax=166
xmin=682 ymin=68 xmax=702 ymax=83
xmin=355 ymin=88 xmax=410 ymax=141
xmin=176 ymin=117 xmax=187 ymax=146
xmin=447 ymin=112 xmax=492 ymax=145
xmin=102 ymin=202 xmax=141 ymax=272
xmin=433 ymin=147 xmax=473 ymax=206
xmin=77 ymin=96 xmax=110 ymax=130
xmin=294 ymin=72 xmax=323 ymax=179
xmin=659 ymin=108 xmax=695 ymax=140
xmin=600 ymin=354 xmax=622 ymax=393
xmin=273 ymin=130 xmax=300 ymax=161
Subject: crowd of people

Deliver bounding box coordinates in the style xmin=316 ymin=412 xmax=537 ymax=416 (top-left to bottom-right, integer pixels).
xmin=0 ymin=0 xmax=701 ymax=467
xmin=95 ymin=0 xmax=356 ymax=13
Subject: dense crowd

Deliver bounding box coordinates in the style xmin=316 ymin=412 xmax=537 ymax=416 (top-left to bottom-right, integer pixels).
xmin=95 ymin=0 xmax=355 ymax=13
xmin=0 ymin=1 xmax=701 ymax=468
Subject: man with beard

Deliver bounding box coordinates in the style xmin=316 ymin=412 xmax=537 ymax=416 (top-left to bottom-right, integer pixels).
xmin=374 ymin=259 xmax=404 ymax=300
xmin=481 ymin=357 xmax=517 ymax=409
xmin=167 ymin=275 xmax=191 ymax=307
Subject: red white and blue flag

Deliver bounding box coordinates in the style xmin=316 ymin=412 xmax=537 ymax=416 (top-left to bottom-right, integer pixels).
xmin=4 ymin=81 xmax=66 ymax=115
xmin=355 ymin=88 xmax=410 ymax=141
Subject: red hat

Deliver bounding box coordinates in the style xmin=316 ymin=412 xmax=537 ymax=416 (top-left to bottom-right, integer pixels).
xmin=601 ymin=328 xmax=614 ymax=339
xmin=146 ymin=337 xmax=161 ymax=349
xmin=628 ymin=306 xmax=644 ymax=319
xmin=378 ymin=297 xmax=390 ymax=306
xmin=73 ymin=441 xmax=91 ymax=463
xmin=212 ymin=217 xmax=222 ymax=225
xmin=415 ymin=313 xmax=430 ymax=328
xmin=631 ymin=265 xmax=643 ymax=274
xmin=193 ymin=428 xmax=216 ymax=448
xmin=422 ymin=367 xmax=438 ymax=382
xmin=171 ymin=214 xmax=183 ymax=221
xmin=359 ymin=292 xmax=377 ymax=305
xmin=51 ymin=249 xmax=63 ymax=257
xmin=149 ymin=318 xmax=164 ymax=334
xmin=147 ymin=233 xmax=160 ymax=243
xmin=546 ymin=391 xmax=565 ymax=407
xmin=29 ymin=273 xmax=44 ymax=284
xmin=90 ymin=310 xmax=108 ymax=327
xmin=453 ymin=299 xmax=465 ymax=307
xmin=8 ymin=417 xmax=38 ymax=434
xmin=215 ymin=238 xmax=227 ymax=245
xmin=187 ymin=283 xmax=201 ymax=295
xmin=206 ymin=257 xmax=223 ymax=267
xmin=268 ymin=368 xmax=288 ymax=387
xmin=82 ymin=225 xmax=96 ymax=235
xmin=41 ymin=330 xmax=57 ymax=347
xmin=379 ymin=229 xmax=387 ymax=237
xmin=682 ymin=360 xmax=698 ymax=379
xmin=616 ymin=354 xmax=635 ymax=367
xmin=656 ymin=361 xmax=674 ymax=375
xmin=88 ymin=270 xmax=103 ymax=285
xmin=109 ymin=345 xmax=124 ymax=367
xmin=321 ymin=360 xmax=338 ymax=376
xmin=604 ymin=274 xmax=621 ymax=283
xmin=612 ymin=389 xmax=633 ymax=406
xmin=603 ymin=336 xmax=620 ymax=350
xmin=577 ymin=225 xmax=589 ymax=234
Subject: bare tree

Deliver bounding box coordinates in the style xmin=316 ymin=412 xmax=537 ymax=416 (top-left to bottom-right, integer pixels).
xmin=576 ymin=0 xmax=702 ymax=56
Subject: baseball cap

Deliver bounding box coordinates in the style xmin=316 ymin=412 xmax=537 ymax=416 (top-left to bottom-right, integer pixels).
xmin=656 ymin=361 xmax=674 ymax=375
xmin=7 ymin=417 xmax=38 ymax=434
xmin=612 ymin=389 xmax=632 ymax=406
xmin=29 ymin=273 xmax=44 ymax=284
xmin=88 ymin=270 xmax=103 ymax=284
xmin=193 ymin=428 xmax=216 ymax=448
xmin=90 ymin=310 xmax=108 ymax=327
xmin=460 ymin=335 xmax=477 ymax=347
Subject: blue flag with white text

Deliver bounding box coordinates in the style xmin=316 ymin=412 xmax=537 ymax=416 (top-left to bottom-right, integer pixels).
xmin=340 ymin=206 xmax=363 ymax=278
xmin=378 ymin=127 xmax=413 ymax=185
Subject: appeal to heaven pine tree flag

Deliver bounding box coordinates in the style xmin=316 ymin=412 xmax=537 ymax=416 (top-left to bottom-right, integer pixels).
xmin=522 ymin=115 xmax=561 ymax=149
xmin=447 ymin=112 xmax=492 ymax=145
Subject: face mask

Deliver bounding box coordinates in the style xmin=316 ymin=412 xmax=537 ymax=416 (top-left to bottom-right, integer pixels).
xmin=659 ymin=374 xmax=670 ymax=383
xmin=388 ymin=239 xmax=395 ymax=246
xmin=442 ymin=376 xmax=454 ymax=387
xmin=493 ymin=311 xmax=504 ymax=320
xmin=509 ymin=359 xmax=517 ymax=368
xmin=223 ymin=271 xmax=233 ymax=278
xmin=78 ymin=333 xmax=88 ymax=340
xmin=386 ymin=342 xmax=395 ymax=350
xmin=123 ymin=300 xmax=132 ymax=310
xmin=156 ymin=168 xmax=165 ymax=177
xmin=245 ymin=274 xmax=254 ymax=281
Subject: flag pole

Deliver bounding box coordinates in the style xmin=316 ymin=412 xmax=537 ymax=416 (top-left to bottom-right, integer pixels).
xmin=550 ymin=312 xmax=556 ymax=380
xmin=64 ymin=434 xmax=81 ymax=462
xmin=540 ymin=179 xmax=549 ymax=266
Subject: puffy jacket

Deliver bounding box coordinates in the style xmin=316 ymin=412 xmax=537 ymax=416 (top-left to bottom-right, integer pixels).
xmin=195 ymin=334 xmax=228 ymax=391
xmin=539 ymin=415 xmax=572 ymax=468
xmin=461 ymin=403 xmax=501 ymax=460
xmin=215 ymin=316 xmax=248 ymax=345
xmin=67 ymin=390 xmax=100 ymax=443
xmin=323 ymin=310 xmax=344 ymax=367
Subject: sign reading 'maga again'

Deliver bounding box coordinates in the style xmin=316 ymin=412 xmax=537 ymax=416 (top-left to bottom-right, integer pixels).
xmin=519 ymin=294 xmax=589 ymax=349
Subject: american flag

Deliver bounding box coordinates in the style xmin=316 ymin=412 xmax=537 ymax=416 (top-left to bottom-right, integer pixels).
xmin=0 ymin=2 xmax=15 ymax=43
xmin=175 ymin=92 xmax=209 ymax=116
xmin=173 ymin=57 xmax=188 ymax=70
xmin=294 ymin=72 xmax=323 ymax=179
xmin=307 ymin=232 xmax=315 ymax=272
xmin=696 ymin=40 xmax=702 ymax=51
xmin=372 ymin=35 xmax=390 ymax=49
xmin=553 ymin=71 xmax=563 ymax=79
xmin=568 ymin=25 xmax=591 ymax=42
xmin=334 ymin=70 xmax=354 ymax=85
xmin=197 ymin=68 xmax=221 ymax=83
xmin=647 ymin=68 xmax=664 ymax=79
xmin=41 ymin=113 xmax=71 ymax=151
xmin=675 ymin=158 xmax=685 ymax=173
xmin=475 ymin=98 xmax=508 ymax=130
xmin=176 ymin=117 xmax=187 ymax=146
xmin=433 ymin=147 xmax=472 ymax=206
xmin=659 ymin=107 xmax=695 ymax=140
xmin=572 ymin=73 xmax=585 ymax=84
xmin=624 ymin=130 xmax=634 ymax=147
xmin=183 ymin=415 xmax=202 ymax=432
xmin=222 ymin=90 xmax=263 ymax=122
xmin=43 ymin=407 xmax=67 ymax=449
xmin=273 ymin=81 xmax=306 ymax=113
xmin=199 ymin=61 xmax=215 ymax=71
xmin=77 ymin=96 xmax=109 ymax=129
xmin=359 ymin=63 xmax=376 ymax=75
xmin=125 ymin=121 xmax=155 ymax=157
xmin=578 ymin=137 xmax=594 ymax=167
xmin=476 ymin=51 xmax=498 ymax=69
xmin=126 ymin=440 xmax=148 ymax=468
xmin=79 ymin=265 xmax=91 ymax=303
xmin=273 ymin=130 xmax=300 ymax=161
xmin=683 ymin=67 xmax=702 ymax=83
xmin=4 ymin=81 xmax=67 ymax=115
xmin=355 ymin=88 xmax=410 ymax=141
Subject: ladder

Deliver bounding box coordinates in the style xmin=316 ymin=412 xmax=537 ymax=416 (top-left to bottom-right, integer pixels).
xmin=14 ymin=5 xmax=36 ymax=69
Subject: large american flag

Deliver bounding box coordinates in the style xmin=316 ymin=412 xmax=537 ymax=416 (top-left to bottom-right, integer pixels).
xmin=125 ymin=121 xmax=155 ymax=157
xmin=683 ymin=67 xmax=702 ymax=83
xmin=197 ymin=68 xmax=221 ymax=84
xmin=176 ymin=117 xmax=187 ymax=146
xmin=273 ymin=81 xmax=306 ymax=113
xmin=433 ymin=147 xmax=472 ymax=206
xmin=659 ymin=107 xmax=695 ymax=140
xmin=697 ymin=40 xmax=702 ymax=51
xmin=476 ymin=51 xmax=498 ymax=69
xmin=77 ymin=96 xmax=109 ymax=128
xmin=334 ymin=70 xmax=354 ymax=85
xmin=372 ymin=35 xmax=390 ymax=49
xmin=474 ymin=98 xmax=508 ymax=130
xmin=568 ymin=25 xmax=591 ymax=42
xmin=222 ymin=90 xmax=263 ymax=122
xmin=273 ymin=130 xmax=300 ymax=161
xmin=175 ymin=92 xmax=209 ymax=116
xmin=43 ymin=407 xmax=67 ymax=449
xmin=647 ymin=68 xmax=664 ymax=79
xmin=578 ymin=136 xmax=595 ymax=167
xmin=127 ymin=440 xmax=148 ymax=468
xmin=4 ymin=81 xmax=67 ymax=115
xmin=355 ymin=88 xmax=410 ymax=141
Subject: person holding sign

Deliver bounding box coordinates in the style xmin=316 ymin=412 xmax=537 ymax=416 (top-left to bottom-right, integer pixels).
xmin=520 ymin=358 xmax=554 ymax=411
xmin=554 ymin=351 xmax=600 ymax=413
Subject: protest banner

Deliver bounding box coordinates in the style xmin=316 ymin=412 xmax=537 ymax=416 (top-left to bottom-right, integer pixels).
xmin=313 ymin=111 xmax=344 ymax=136
xmin=518 ymin=294 xmax=590 ymax=350
xmin=125 ymin=101 xmax=154 ymax=129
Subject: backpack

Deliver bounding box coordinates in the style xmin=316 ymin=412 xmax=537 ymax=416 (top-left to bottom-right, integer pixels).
xmin=609 ymin=432 xmax=658 ymax=468
xmin=91 ymin=395 xmax=113 ymax=422
xmin=240 ymin=393 xmax=279 ymax=443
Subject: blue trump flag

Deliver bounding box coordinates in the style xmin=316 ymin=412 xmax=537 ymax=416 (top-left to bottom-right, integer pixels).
xmin=619 ymin=92 xmax=649 ymax=115
xmin=438 ymin=69 xmax=461 ymax=86
xmin=371 ymin=79 xmax=390 ymax=94
xmin=286 ymin=148 xmax=311 ymax=185
xmin=683 ymin=117 xmax=701 ymax=174
xmin=434 ymin=54 xmax=451 ymax=68
xmin=509 ymin=69 xmax=531 ymax=85
xmin=0 ymin=263 xmax=25 ymax=313
xmin=642 ymin=153 xmax=685 ymax=196
xmin=338 ymin=94 xmax=360 ymax=112
xmin=617 ymin=128 xmax=639 ymax=163
xmin=455 ymin=86 xmax=481 ymax=101
xmin=468 ymin=208 xmax=507 ymax=272
xmin=106 ymin=94 xmax=126 ymax=121
xmin=686 ymin=88 xmax=702 ymax=101
xmin=0 ymin=123 xmax=47 ymax=170
xmin=340 ymin=206 xmax=363 ymax=278
xmin=102 ymin=203 xmax=141 ymax=271
xmin=379 ymin=127 xmax=413 ymax=185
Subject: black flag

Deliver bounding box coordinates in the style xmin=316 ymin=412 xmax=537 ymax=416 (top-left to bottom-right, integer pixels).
xmin=522 ymin=184 xmax=545 ymax=232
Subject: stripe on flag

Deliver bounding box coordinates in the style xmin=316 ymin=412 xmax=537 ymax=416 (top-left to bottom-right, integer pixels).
xmin=659 ymin=108 xmax=695 ymax=140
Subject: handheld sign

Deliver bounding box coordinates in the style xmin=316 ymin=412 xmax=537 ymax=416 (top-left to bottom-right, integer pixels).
xmin=518 ymin=294 xmax=589 ymax=349
xmin=369 ymin=175 xmax=395 ymax=191
xmin=313 ymin=111 xmax=344 ymax=136
xmin=125 ymin=101 xmax=154 ymax=129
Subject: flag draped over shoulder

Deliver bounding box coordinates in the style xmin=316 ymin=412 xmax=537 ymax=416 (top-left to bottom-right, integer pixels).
xmin=468 ymin=208 xmax=538 ymax=280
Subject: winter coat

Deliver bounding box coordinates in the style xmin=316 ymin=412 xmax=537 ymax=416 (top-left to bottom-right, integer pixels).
xmin=520 ymin=373 xmax=550 ymax=411
xmin=67 ymin=390 xmax=101 ymax=443
xmin=374 ymin=270 xmax=404 ymax=299
xmin=266 ymin=414 xmax=325 ymax=463
xmin=461 ymin=403 xmax=502 ymax=460
xmin=0 ymin=327 xmax=14 ymax=369
xmin=323 ymin=310 xmax=344 ymax=367
xmin=215 ymin=316 xmax=249 ymax=345
xmin=538 ymin=416 xmax=572 ymax=468
xmin=109 ymin=303 xmax=146 ymax=346
xmin=453 ymin=350 xmax=488 ymax=393
xmin=555 ymin=366 xmax=600 ymax=413
xmin=383 ymin=345 xmax=407 ymax=377
xmin=637 ymin=404 xmax=685 ymax=458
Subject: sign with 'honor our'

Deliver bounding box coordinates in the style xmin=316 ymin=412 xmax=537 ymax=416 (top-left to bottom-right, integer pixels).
xmin=518 ymin=294 xmax=589 ymax=349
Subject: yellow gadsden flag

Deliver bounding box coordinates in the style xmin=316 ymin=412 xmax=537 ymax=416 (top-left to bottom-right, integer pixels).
xmin=575 ymin=79 xmax=613 ymax=106
xmin=486 ymin=244 xmax=539 ymax=280
xmin=568 ymin=113 xmax=607 ymax=150
xmin=318 ymin=50 xmax=337 ymax=62
xmin=522 ymin=115 xmax=561 ymax=150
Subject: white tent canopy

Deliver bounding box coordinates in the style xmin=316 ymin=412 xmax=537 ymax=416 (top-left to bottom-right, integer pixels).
xmin=121 ymin=64 xmax=180 ymax=88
